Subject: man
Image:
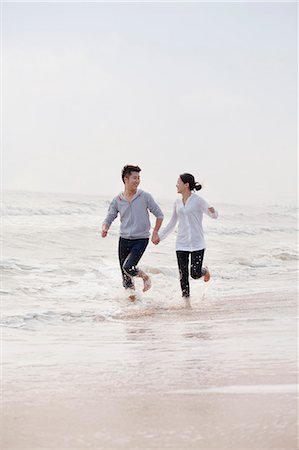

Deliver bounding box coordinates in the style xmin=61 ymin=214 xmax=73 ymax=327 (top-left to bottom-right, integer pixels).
xmin=101 ymin=165 xmax=163 ymax=301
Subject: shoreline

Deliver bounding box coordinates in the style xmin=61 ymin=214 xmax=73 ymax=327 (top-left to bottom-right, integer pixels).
xmin=2 ymin=286 xmax=298 ymax=449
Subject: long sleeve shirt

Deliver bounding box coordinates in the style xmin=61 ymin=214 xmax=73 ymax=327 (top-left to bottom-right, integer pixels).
xmin=159 ymin=193 xmax=218 ymax=251
xmin=103 ymin=189 xmax=164 ymax=239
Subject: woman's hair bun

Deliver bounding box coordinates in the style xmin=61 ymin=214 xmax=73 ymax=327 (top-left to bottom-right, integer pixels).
xmin=180 ymin=173 xmax=202 ymax=191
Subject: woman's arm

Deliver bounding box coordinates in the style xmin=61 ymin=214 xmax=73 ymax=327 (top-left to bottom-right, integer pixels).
xmin=199 ymin=197 xmax=218 ymax=219
xmin=158 ymin=203 xmax=178 ymax=241
xmin=207 ymin=206 xmax=218 ymax=218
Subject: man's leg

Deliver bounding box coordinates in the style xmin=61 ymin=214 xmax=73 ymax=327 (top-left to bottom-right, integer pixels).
xmin=122 ymin=239 xmax=150 ymax=292
xmin=118 ymin=238 xmax=134 ymax=289
xmin=176 ymin=251 xmax=190 ymax=297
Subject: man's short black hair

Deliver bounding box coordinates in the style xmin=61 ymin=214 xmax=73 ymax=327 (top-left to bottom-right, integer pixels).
xmin=121 ymin=165 xmax=141 ymax=183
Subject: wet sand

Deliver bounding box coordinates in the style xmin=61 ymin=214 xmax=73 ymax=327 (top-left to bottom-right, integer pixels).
xmin=2 ymin=390 xmax=297 ymax=449
xmin=2 ymin=291 xmax=298 ymax=449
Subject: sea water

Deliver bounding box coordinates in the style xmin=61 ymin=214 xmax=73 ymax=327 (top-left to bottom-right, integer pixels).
xmin=1 ymin=190 xmax=298 ymax=400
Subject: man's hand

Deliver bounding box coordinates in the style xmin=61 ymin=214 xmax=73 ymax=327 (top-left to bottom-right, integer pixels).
xmin=101 ymin=224 xmax=109 ymax=238
xmin=151 ymin=231 xmax=160 ymax=245
xmin=208 ymin=207 xmax=215 ymax=214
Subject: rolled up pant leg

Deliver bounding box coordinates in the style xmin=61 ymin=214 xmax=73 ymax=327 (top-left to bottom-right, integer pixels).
xmin=121 ymin=238 xmax=149 ymax=281
xmin=118 ymin=238 xmax=135 ymax=289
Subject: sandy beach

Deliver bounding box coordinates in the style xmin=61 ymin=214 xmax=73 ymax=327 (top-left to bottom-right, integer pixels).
xmin=2 ymin=291 xmax=298 ymax=450
xmin=3 ymin=390 xmax=297 ymax=449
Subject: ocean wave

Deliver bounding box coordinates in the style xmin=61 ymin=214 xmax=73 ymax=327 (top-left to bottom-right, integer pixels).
xmin=207 ymin=227 xmax=256 ymax=236
xmin=63 ymin=200 xmax=98 ymax=207
xmin=207 ymin=225 xmax=298 ymax=236
xmin=0 ymin=260 xmax=39 ymax=272
xmin=271 ymin=250 xmax=298 ymax=261
xmin=259 ymin=226 xmax=298 ymax=233
xmin=235 ymin=258 xmax=268 ymax=268
xmin=0 ymin=310 xmax=108 ymax=328
xmin=1 ymin=205 xmax=99 ymax=216
xmin=233 ymin=249 xmax=298 ymax=267
xmin=0 ymin=299 xmax=197 ymax=328
xmin=142 ymin=266 xmax=178 ymax=277
xmin=0 ymin=308 xmax=160 ymax=328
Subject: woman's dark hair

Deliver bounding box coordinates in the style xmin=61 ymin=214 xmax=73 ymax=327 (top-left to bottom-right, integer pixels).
xmin=121 ymin=165 xmax=141 ymax=182
xmin=180 ymin=173 xmax=202 ymax=191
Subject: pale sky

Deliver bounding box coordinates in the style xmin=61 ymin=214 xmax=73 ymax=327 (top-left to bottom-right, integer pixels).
xmin=2 ymin=1 xmax=298 ymax=205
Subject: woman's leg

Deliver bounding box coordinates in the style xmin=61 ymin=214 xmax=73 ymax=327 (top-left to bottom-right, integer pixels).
xmin=190 ymin=249 xmax=205 ymax=279
xmin=176 ymin=251 xmax=190 ymax=297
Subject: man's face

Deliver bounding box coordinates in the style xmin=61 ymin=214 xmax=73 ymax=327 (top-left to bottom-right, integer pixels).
xmin=125 ymin=171 xmax=140 ymax=190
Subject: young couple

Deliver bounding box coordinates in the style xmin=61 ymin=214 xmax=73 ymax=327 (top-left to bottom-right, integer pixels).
xmin=101 ymin=165 xmax=218 ymax=302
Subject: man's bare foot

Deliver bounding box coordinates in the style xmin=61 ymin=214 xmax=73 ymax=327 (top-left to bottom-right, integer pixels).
xmin=142 ymin=275 xmax=151 ymax=292
xmin=127 ymin=288 xmax=136 ymax=302
xmin=138 ymin=270 xmax=152 ymax=292
xmin=204 ymin=267 xmax=210 ymax=282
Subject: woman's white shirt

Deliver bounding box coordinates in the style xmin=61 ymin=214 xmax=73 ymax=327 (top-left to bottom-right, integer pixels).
xmin=159 ymin=193 xmax=218 ymax=251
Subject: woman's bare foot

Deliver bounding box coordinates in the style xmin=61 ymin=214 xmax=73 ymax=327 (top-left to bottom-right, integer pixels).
xmin=138 ymin=270 xmax=152 ymax=292
xmin=184 ymin=297 xmax=192 ymax=309
xmin=203 ymin=267 xmax=210 ymax=282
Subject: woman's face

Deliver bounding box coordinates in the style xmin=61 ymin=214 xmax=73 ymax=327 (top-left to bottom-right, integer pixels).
xmin=176 ymin=177 xmax=188 ymax=194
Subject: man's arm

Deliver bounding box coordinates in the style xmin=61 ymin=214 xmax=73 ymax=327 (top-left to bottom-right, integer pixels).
xmin=101 ymin=198 xmax=118 ymax=238
xmin=151 ymin=217 xmax=163 ymax=244
xmin=146 ymin=193 xmax=164 ymax=244
xmin=101 ymin=223 xmax=109 ymax=238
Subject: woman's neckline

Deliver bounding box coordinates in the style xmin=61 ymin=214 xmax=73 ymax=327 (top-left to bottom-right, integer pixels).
xmin=182 ymin=192 xmax=192 ymax=206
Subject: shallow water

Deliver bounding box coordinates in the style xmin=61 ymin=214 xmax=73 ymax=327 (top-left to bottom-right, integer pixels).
xmin=1 ymin=191 xmax=298 ymax=448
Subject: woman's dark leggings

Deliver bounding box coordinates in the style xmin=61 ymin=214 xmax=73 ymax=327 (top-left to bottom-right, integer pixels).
xmin=176 ymin=249 xmax=205 ymax=297
xmin=118 ymin=237 xmax=149 ymax=289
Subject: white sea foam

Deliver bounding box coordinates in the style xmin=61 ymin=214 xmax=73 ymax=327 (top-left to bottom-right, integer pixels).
xmin=169 ymin=384 xmax=298 ymax=394
xmin=2 ymin=190 xmax=297 ymax=326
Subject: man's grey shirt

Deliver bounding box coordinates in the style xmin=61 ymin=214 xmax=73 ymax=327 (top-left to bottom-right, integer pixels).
xmin=103 ymin=190 xmax=164 ymax=239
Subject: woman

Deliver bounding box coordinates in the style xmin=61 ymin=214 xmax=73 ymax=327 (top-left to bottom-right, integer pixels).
xmin=157 ymin=173 xmax=218 ymax=299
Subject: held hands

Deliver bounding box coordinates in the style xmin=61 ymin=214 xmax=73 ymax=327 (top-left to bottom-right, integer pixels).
xmin=101 ymin=224 xmax=109 ymax=238
xmin=151 ymin=231 xmax=160 ymax=245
